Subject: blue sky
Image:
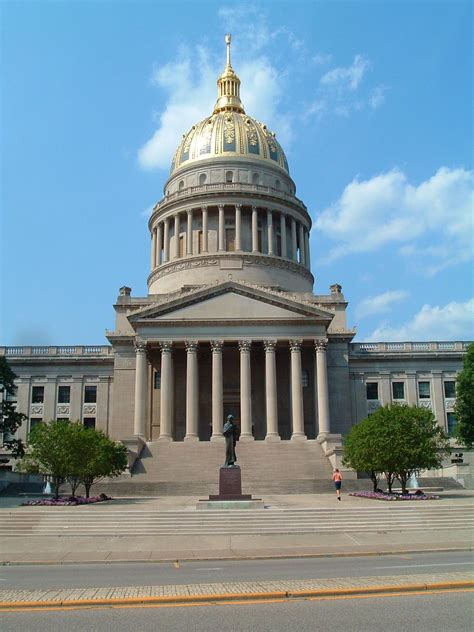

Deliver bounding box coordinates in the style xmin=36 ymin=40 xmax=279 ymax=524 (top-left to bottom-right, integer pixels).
xmin=1 ymin=0 xmax=473 ymax=345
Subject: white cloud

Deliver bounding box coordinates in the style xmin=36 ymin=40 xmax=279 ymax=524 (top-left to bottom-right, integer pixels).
xmin=369 ymin=84 xmax=387 ymax=109
xmin=366 ymin=299 xmax=474 ymax=342
xmin=312 ymin=52 xmax=332 ymax=66
xmin=320 ymin=54 xmax=371 ymax=91
xmin=356 ymin=290 xmax=408 ymax=319
xmin=315 ymin=166 xmax=474 ymax=271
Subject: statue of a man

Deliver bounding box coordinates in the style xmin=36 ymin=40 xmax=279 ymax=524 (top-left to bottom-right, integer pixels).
xmin=223 ymin=414 xmax=240 ymax=467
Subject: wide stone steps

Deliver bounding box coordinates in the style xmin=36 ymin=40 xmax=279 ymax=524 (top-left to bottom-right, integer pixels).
xmin=2 ymin=505 xmax=473 ymax=537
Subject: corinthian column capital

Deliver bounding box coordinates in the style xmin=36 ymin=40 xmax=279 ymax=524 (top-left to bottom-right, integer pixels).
xmin=289 ymin=339 xmax=303 ymax=352
xmin=134 ymin=340 xmax=147 ymax=353
xmin=263 ymin=339 xmax=277 ymax=352
xmin=238 ymin=339 xmax=252 ymax=353
xmin=210 ymin=340 xmax=224 ymax=352
xmin=314 ymin=338 xmax=328 ymax=352
xmin=159 ymin=341 xmax=173 ymax=353
xmin=185 ymin=340 xmax=199 ymax=353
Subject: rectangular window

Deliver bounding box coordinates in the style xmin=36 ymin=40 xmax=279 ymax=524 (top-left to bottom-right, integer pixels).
xmin=84 ymin=385 xmax=97 ymax=403
xmin=447 ymin=412 xmax=457 ymax=436
xmin=154 ymin=371 xmax=161 ymax=389
xmin=392 ymin=382 xmax=405 ymax=400
xmin=302 ymin=369 xmax=309 ymax=388
xmin=198 ymin=231 xmax=203 ymax=254
xmin=31 ymin=386 xmax=44 ymax=403
xmin=366 ymin=382 xmax=379 ymax=400
xmin=444 ymin=381 xmax=456 ymax=398
xmin=225 ymin=228 xmax=235 ymax=251
xmin=29 ymin=419 xmax=42 ymax=434
xmin=84 ymin=418 xmax=96 ymax=429
xmin=418 ymin=381 xmax=431 ymax=399
xmin=5 ymin=387 xmax=17 ymax=403
xmin=57 ymin=385 xmax=70 ymax=404
xmin=56 ymin=418 xmax=69 ymax=423
xmin=179 ymin=235 xmax=185 ymax=256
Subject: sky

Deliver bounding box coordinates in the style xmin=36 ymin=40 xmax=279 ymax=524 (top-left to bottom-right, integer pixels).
xmin=1 ymin=0 xmax=473 ymax=345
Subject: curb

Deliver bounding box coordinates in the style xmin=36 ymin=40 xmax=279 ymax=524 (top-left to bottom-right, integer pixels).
xmin=1 ymin=546 xmax=473 ymax=566
xmin=1 ymin=580 xmax=473 ymax=610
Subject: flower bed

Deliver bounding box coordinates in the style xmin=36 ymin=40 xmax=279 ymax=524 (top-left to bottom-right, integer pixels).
xmin=22 ymin=493 xmax=112 ymax=506
xmin=349 ymin=491 xmax=439 ymax=501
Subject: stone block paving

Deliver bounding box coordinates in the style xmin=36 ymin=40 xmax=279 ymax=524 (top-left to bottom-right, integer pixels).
xmin=0 ymin=572 xmax=473 ymax=605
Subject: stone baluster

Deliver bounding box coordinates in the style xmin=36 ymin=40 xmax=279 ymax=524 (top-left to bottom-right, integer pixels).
xmin=252 ymin=206 xmax=258 ymax=252
xmin=133 ymin=341 xmax=147 ymax=437
xmin=210 ymin=340 xmax=224 ymax=442
xmin=186 ymin=210 xmax=193 ymax=255
xmin=290 ymin=339 xmax=306 ymax=440
xmin=184 ymin=341 xmax=199 ymax=441
xmin=280 ymin=213 xmax=287 ymax=258
xmin=239 ymin=340 xmax=253 ymax=441
xmin=264 ymin=340 xmax=280 ymax=441
xmin=315 ymin=339 xmax=330 ymax=436
xmin=235 ymin=204 xmax=242 ymax=251
xmin=158 ymin=341 xmax=173 ymax=441
xmin=218 ymin=204 xmax=225 ymax=251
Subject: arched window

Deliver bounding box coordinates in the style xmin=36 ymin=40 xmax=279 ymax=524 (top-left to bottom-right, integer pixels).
xmin=252 ymin=173 xmax=260 ymax=185
xmin=178 ymin=180 xmax=185 ymax=191
xmin=199 ymin=173 xmax=207 ymax=186
xmin=275 ymin=179 xmax=281 ymax=190
xmin=225 ymin=170 xmax=234 ymax=183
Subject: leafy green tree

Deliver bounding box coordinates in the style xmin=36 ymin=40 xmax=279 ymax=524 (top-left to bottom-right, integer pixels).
xmin=69 ymin=427 xmax=128 ymax=497
xmin=20 ymin=420 xmax=77 ymax=499
xmin=343 ymin=405 xmax=450 ymax=493
xmin=0 ymin=357 xmax=27 ymax=457
xmin=454 ymin=343 xmax=474 ymax=448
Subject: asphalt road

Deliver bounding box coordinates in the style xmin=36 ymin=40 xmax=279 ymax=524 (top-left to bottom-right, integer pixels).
xmin=2 ymin=591 xmax=473 ymax=631
xmin=1 ymin=550 xmax=473 ymax=589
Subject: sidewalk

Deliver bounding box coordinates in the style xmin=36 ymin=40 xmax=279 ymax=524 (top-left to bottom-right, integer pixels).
xmin=1 ymin=491 xmax=473 ymax=565
xmin=1 ymin=571 xmax=473 ymax=610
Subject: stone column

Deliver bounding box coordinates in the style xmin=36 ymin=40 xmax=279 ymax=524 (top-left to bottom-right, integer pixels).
xmin=133 ymin=341 xmax=147 ymax=437
xmin=304 ymin=229 xmax=311 ymax=270
xmin=264 ymin=340 xmax=280 ymax=441
xmin=380 ymin=372 xmax=391 ymax=406
xmin=406 ymin=372 xmax=417 ymax=405
xmin=252 ymin=206 xmax=258 ymax=252
xmin=432 ymin=371 xmax=446 ymax=428
xmin=234 ymin=204 xmax=242 ymax=251
xmin=210 ymin=340 xmax=224 ymax=442
xmin=156 ymin=223 xmax=163 ymax=266
xmin=267 ymin=210 xmax=274 ymax=255
xmin=158 ymin=341 xmax=173 ymax=441
xmin=174 ymin=214 xmax=180 ymax=259
xmin=184 ymin=341 xmax=199 ymax=441
xmin=291 ymin=218 xmax=297 ymax=262
xmin=163 ymin=218 xmax=170 ymax=263
xmin=150 ymin=229 xmax=156 ymax=270
xmin=290 ymin=339 xmax=306 ymax=440
xmin=218 ymin=204 xmax=225 ymax=251
xmin=315 ymin=339 xmax=330 ymax=436
xmin=201 ymin=206 xmax=208 ymax=253
xmin=299 ymin=223 xmax=306 ymax=265
xmin=186 ymin=209 xmax=193 ymax=255
xmin=280 ymin=213 xmax=287 ymax=258
xmin=239 ymin=340 xmax=254 ymax=441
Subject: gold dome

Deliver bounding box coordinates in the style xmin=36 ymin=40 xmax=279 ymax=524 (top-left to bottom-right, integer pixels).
xmin=170 ymin=34 xmax=289 ymax=175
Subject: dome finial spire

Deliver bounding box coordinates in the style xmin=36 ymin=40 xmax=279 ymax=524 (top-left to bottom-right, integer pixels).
xmin=213 ymin=33 xmax=245 ymax=114
xmin=225 ymin=33 xmax=232 ymax=67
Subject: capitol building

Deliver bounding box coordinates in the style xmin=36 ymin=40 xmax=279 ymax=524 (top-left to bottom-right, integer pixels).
xmin=2 ymin=37 xmax=467 ymax=486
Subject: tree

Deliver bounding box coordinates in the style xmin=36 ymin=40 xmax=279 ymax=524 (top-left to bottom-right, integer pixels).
xmin=20 ymin=420 xmax=78 ymax=499
xmin=69 ymin=427 xmax=128 ymax=497
xmin=454 ymin=343 xmax=474 ymax=448
xmin=343 ymin=405 xmax=450 ymax=493
xmin=0 ymin=357 xmax=27 ymax=457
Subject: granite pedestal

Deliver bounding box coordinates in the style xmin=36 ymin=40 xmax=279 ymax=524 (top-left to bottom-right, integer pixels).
xmin=197 ymin=465 xmax=264 ymax=510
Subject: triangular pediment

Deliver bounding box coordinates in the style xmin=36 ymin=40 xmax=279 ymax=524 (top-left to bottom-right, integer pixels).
xmin=128 ymin=282 xmax=334 ymax=325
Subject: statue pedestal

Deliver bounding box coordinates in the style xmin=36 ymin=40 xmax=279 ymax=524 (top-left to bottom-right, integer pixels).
xmin=197 ymin=465 xmax=264 ymax=509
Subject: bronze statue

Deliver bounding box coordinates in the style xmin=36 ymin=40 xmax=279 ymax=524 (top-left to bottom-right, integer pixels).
xmin=223 ymin=414 xmax=240 ymax=467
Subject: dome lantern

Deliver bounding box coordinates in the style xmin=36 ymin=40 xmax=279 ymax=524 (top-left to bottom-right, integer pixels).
xmin=213 ymin=34 xmax=245 ymax=114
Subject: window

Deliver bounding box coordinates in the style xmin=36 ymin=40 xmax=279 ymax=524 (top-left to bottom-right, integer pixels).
xmin=178 ymin=180 xmax=184 ymax=191
xmin=198 ymin=231 xmax=203 ymax=254
xmin=447 ymin=412 xmax=457 ymax=436
xmin=179 ymin=235 xmax=185 ymax=256
xmin=418 ymin=381 xmax=431 ymax=399
xmin=84 ymin=385 xmax=97 ymax=403
xmin=154 ymin=371 xmax=161 ymax=389
xmin=29 ymin=419 xmax=42 ymax=434
xmin=5 ymin=387 xmax=17 ymax=403
xmin=199 ymin=173 xmax=207 ymax=186
xmin=366 ymin=382 xmax=379 ymax=400
xmin=275 ymin=179 xmax=281 ymax=190
xmin=392 ymin=382 xmax=405 ymax=400
xmin=225 ymin=170 xmax=233 ymax=183
xmin=302 ymin=369 xmax=309 ymax=388
xmin=56 ymin=418 xmax=69 ymax=423
xmin=252 ymin=172 xmax=260 ymax=185
xmin=31 ymin=386 xmax=44 ymax=403
xmin=225 ymin=228 xmax=235 ymax=251
xmin=57 ymin=385 xmax=70 ymax=404
xmin=444 ymin=381 xmax=456 ymax=398
xmin=84 ymin=418 xmax=96 ymax=430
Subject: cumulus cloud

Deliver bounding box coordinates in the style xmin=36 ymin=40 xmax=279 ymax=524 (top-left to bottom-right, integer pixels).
xmin=366 ymin=299 xmax=474 ymax=342
xmin=315 ymin=166 xmax=474 ymax=272
xmin=356 ymin=290 xmax=408 ymax=319
xmin=320 ymin=54 xmax=371 ymax=91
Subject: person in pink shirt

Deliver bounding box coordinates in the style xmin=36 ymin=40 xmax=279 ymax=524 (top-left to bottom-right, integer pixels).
xmin=332 ymin=468 xmax=343 ymax=501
